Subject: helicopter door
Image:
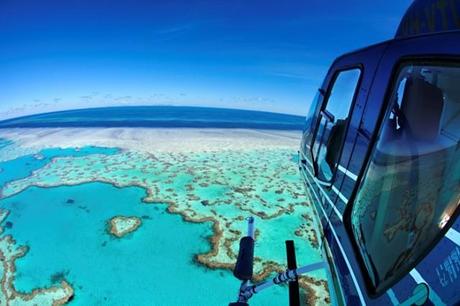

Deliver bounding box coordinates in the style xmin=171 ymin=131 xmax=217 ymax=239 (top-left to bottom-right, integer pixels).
xmin=343 ymin=32 xmax=460 ymax=305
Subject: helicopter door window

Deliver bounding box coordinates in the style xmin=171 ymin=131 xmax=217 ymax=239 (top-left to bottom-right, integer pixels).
xmin=311 ymin=68 xmax=361 ymax=183
xmin=301 ymin=91 xmax=324 ymax=158
xmin=349 ymin=63 xmax=460 ymax=295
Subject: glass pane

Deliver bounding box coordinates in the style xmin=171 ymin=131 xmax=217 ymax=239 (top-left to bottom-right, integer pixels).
xmin=315 ymin=69 xmax=361 ymax=182
xmin=301 ymin=91 xmax=323 ymax=157
xmin=350 ymin=63 xmax=460 ymax=292
xmin=316 ymin=118 xmax=334 ymax=180
xmin=325 ymin=69 xmax=361 ymax=120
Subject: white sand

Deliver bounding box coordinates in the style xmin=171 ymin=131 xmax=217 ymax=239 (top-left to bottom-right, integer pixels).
xmin=0 ymin=128 xmax=301 ymax=157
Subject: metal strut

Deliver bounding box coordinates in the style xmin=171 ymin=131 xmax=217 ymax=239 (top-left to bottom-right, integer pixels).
xmin=234 ymin=261 xmax=326 ymax=303
xmin=229 ymin=217 xmax=326 ymax=306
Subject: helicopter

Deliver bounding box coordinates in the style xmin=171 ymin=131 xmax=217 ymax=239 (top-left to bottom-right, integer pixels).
xmin=229 ymin=0 xmax=460 ymax=305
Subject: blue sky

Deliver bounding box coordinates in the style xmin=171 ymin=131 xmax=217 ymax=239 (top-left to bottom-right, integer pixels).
xmin=0 ymin=0 xmax=411 ymax=119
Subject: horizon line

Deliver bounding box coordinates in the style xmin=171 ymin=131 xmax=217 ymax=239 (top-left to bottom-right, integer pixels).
xmin=0 ymin=104 xmax=306 ymax=124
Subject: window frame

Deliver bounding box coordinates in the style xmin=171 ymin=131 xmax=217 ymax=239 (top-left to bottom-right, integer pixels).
xmin=309 ymin=65 xmax=364 ymax=186
xmin=343 ymin=57 xmax=460 ymax=297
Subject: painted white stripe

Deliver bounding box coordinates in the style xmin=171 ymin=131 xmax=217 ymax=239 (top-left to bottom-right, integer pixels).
xmin=386 ymin=289 xmax=400 ymax=305
xmin=313 ymin=178 xmax=343 ymax=222
xmin=446 ymin=228 xmax=460 ymax=246
xmin=332 ymin=185 xmax=349 ymax=205
xmin=302 ymin=171 xmax=366 ymax=306
xmin=409 ymin=269 xmax=425 ymax=285
xmin=302 ymin=164 xmax=343 ymax=221
xmin=409 ymin=269 xmax=446 ymax=306
xmin=337 ymin=164 xmax=358 ymax=181
xmin=300 ymin=160 xmax=341 ymax=219
xmin=305 ymin=164 xmax=343 ymax=222
xmin=300 ymin=154 xmax=344 ymax=219
xmin=337 ymin=164 xmax=348 ymax=175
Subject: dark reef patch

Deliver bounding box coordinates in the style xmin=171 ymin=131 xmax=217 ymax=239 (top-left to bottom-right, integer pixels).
xmin=50 ymin=270 xmax=70 ymax=284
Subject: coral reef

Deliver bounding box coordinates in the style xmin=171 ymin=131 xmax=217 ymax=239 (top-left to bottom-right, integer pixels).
xmin=108 ymin=216 xmax=142 ymax=238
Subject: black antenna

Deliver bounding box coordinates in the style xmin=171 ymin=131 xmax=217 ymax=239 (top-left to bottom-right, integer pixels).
xmin=233 ymin=217 xmax=255 ymax=281
xmin=285 ymin=240 xmax=300 ymax=306
xmin=229 ymin=217 xmax=255 ymax=306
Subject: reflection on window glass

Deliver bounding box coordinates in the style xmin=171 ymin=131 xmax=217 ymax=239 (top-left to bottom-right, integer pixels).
xmin=351 ymin=63 xmax=460 ymax=293
xmin=312 ymin=69 xmax=361 ymax=182
xmin=301 ymin=91 xmax=323 ymax=157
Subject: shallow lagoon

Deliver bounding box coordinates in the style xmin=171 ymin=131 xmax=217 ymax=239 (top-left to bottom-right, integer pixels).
xmin=0 ymin=183 xmax=287 ymax=305
xmin=0 ymin=146 xmax=119 ymax=187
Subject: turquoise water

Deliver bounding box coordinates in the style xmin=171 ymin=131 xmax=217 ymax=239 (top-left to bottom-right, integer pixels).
xmin=0 ymin=183 xmax=287 ymax=305
xmin=0 ymin=146 xmax=119 ymax=187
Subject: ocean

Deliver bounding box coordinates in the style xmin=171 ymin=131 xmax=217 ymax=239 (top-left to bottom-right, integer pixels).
xmin=0 ymin=106 xmax=305 ymax=130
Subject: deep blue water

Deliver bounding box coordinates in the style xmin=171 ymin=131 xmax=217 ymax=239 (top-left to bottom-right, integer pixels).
xmin=0 ymin=106 xmax=305 ymax=130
